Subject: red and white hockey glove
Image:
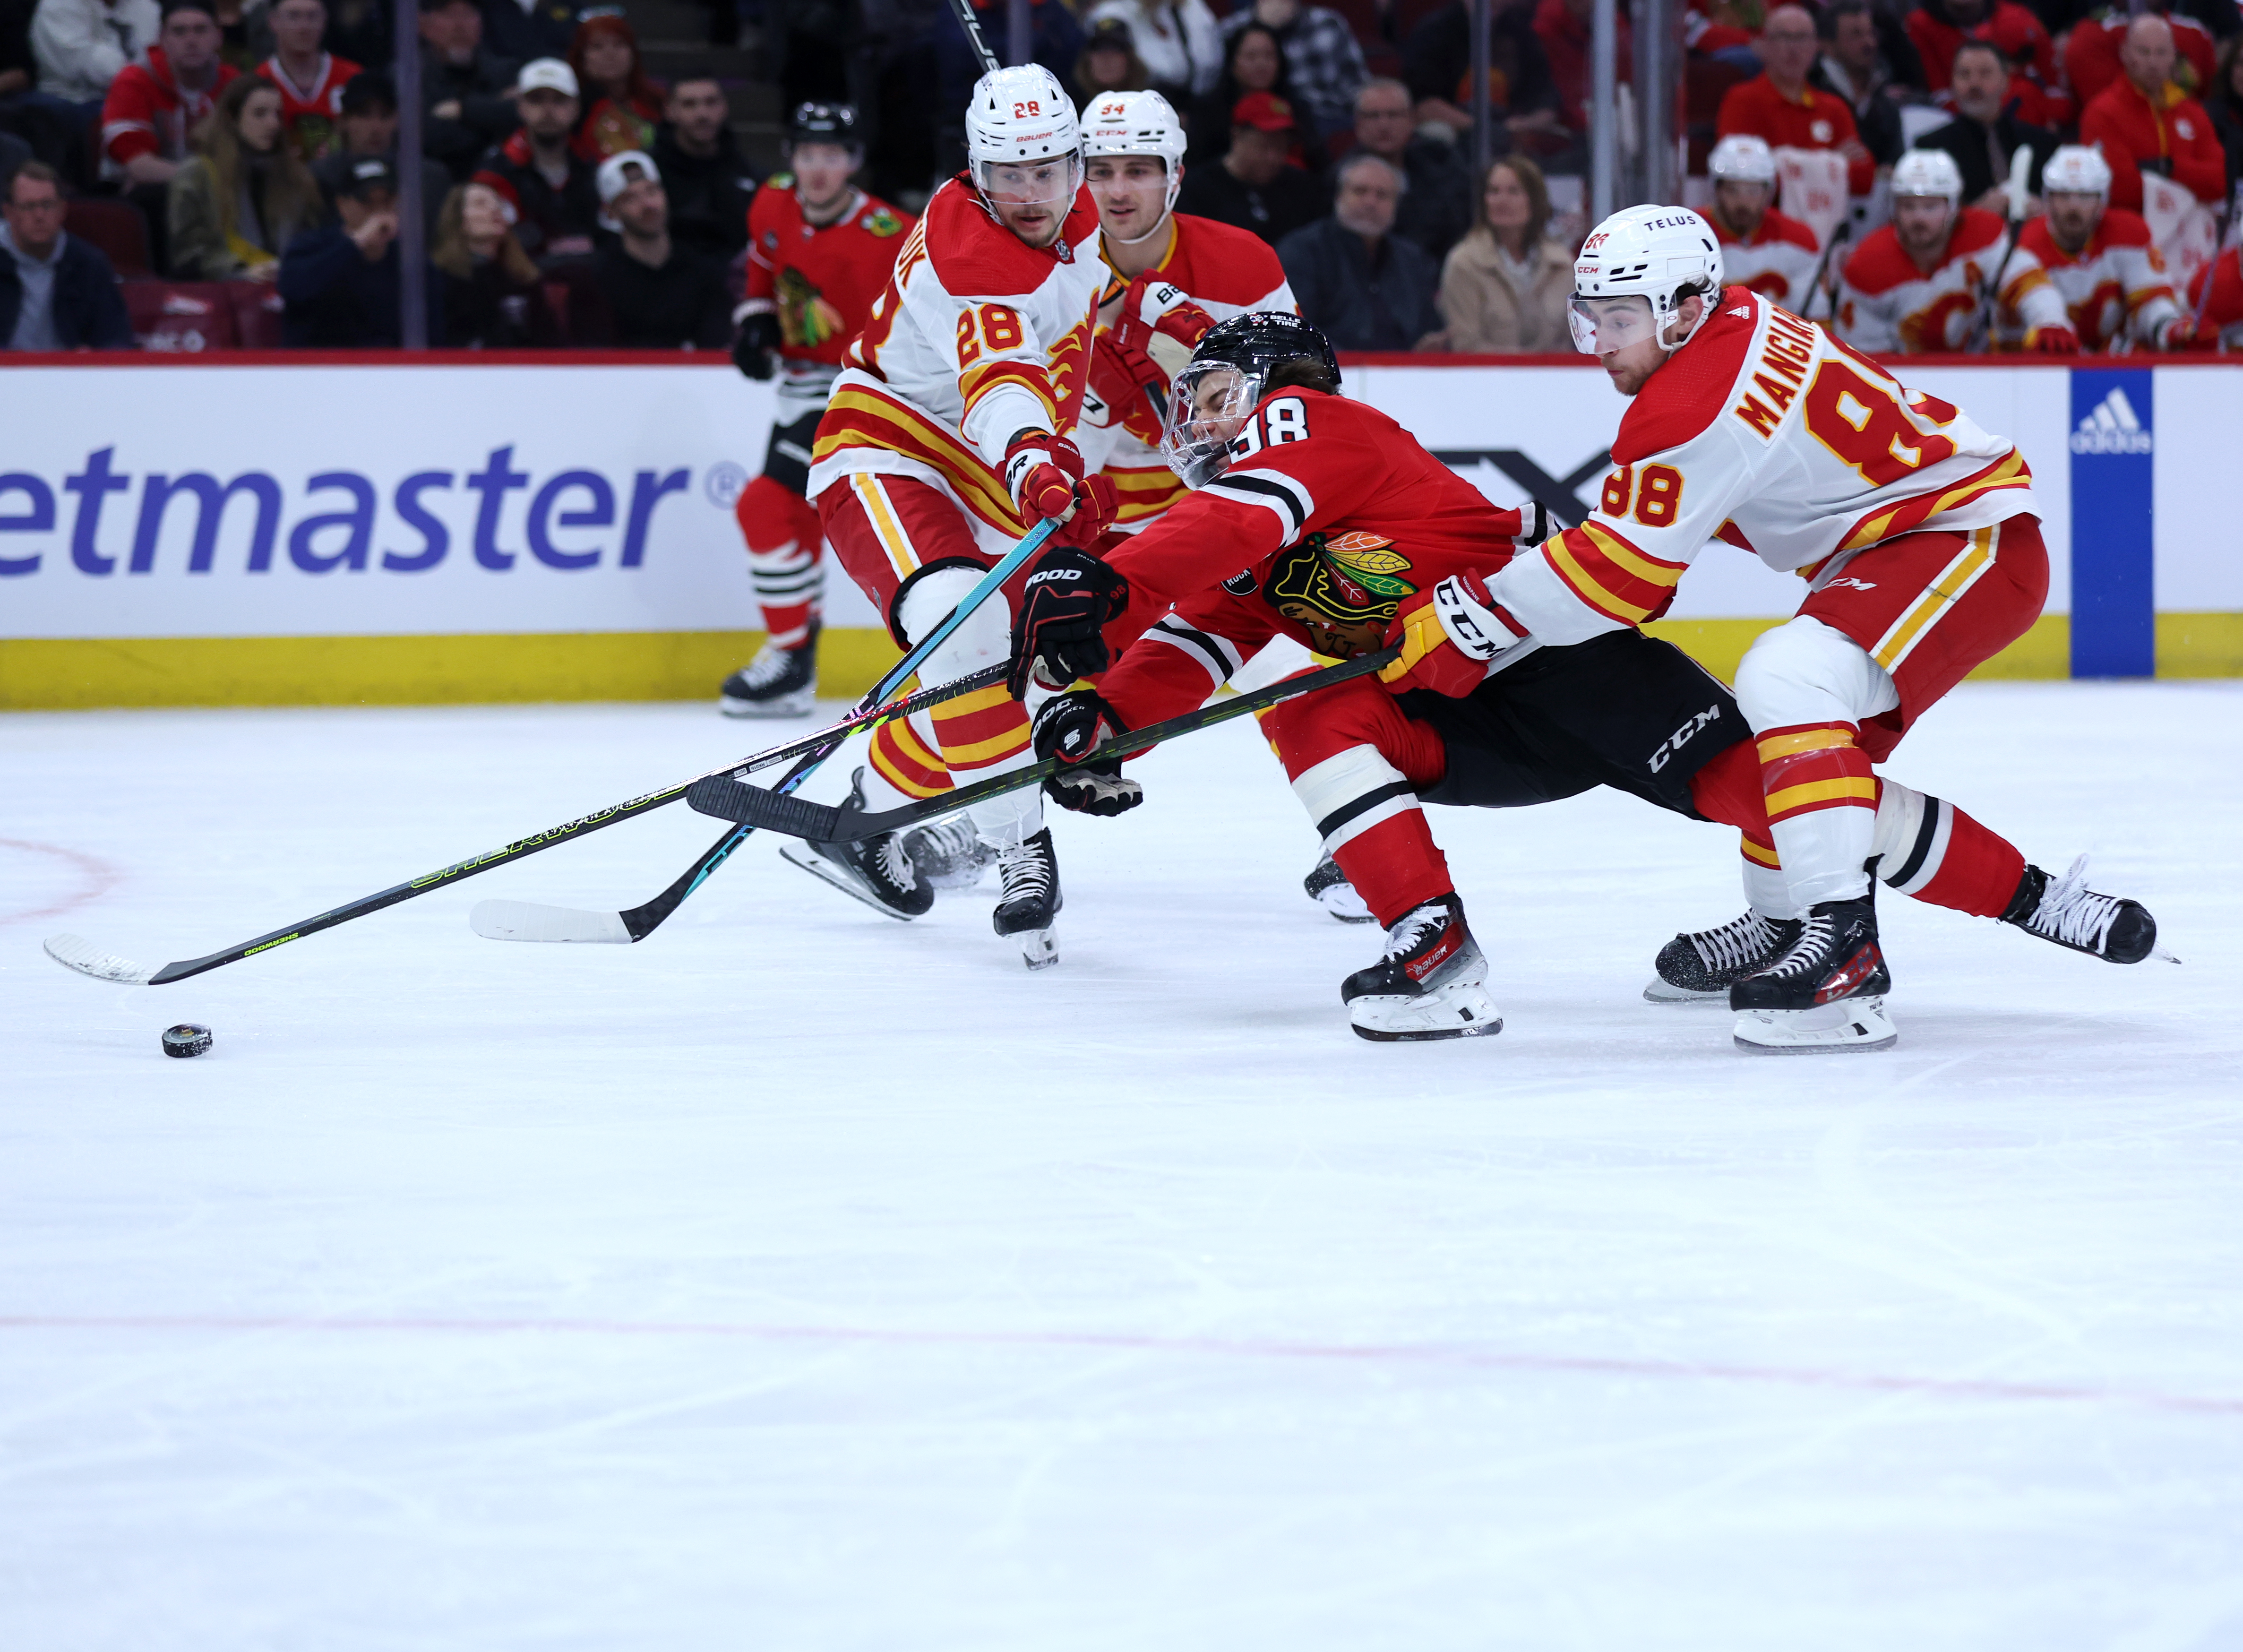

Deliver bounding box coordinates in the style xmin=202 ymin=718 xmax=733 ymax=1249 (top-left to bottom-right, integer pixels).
xmin=2027 ymin=324 xmax=2080 ymax=356
xmin=1002 ymin=429 xmax=1118 ymax=548
xmin=1109 ymin=272 xmax=1218 ymax=389
xmin=1378 ymin=572 xmax=1530 ymax=698
xmin=2152 ymin=315 xmax=2197 ymax=353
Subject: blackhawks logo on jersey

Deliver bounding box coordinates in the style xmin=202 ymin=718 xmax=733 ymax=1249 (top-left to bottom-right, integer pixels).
xmin=776 ymin=265 xmax=849 ymax=349
xmin=1266 ymin=531 xmax=1417 ymax=657
xmin=863 ymin=206 xmax=903 ymax=237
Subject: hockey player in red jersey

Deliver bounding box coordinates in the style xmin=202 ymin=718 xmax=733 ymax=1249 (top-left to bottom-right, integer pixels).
xmin=2188 ymin=244 xmax=2243 ymax=350
xmin=799 ymin=64 xmax=1121 ymax=967
xmin=1995 ymin=145 xmax=2193 ymax=353
xmin=721 ymin=103 xmax=914 ymax=718
xmin=1005 ymin=312 xmax=2159 ymax=1042
xmin=1837 ymin=149 xmax=2013 ymax=353
xmin=1704 ymin=136 xmax=1824 ymax=313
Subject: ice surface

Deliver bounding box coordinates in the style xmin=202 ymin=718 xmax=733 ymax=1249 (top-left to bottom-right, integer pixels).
xmin=3 ymin=684 xmax=2241 ymax=1651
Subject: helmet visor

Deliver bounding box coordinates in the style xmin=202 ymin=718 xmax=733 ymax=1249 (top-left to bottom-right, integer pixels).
xmin=1160 ymin=360 xmax=1263 ymax=489
xmin=974 ymin=156 xmax=1080 ymax=211
xmin=1567 ymin=293 xmax=1658 ymax=356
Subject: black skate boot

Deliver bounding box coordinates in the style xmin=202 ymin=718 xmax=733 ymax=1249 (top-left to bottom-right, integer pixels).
xmin=1729 ymin=895 xmax=1895 ymax=1054
xmin=993 ymin=827 xmax=1062 ymax=969
xmin=903 ymin=813 xmax=996 ymax=892
xmin=1303 ymin=853 xmax=1376 ymax=923
xmin=1341 ymin=893 xmax=1503 ymax=1042
xmin=1645 ymin=910 xmax=1802 ymax=1003
xmin=2002 ymin=856 xmax=2164 ymax=964
xmin=778 ymin=767 xmax=931 ymax=919
xmin=719 ymin=623 xmax=818 ymax=717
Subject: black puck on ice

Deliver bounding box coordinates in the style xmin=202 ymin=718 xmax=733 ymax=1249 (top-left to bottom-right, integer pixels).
xmin=162 ymin=1023 xmax=213 ymax=1059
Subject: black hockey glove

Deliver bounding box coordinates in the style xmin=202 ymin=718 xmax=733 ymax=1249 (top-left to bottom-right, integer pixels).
xmin=1007 ymin=547 xmax=1130 ymax=698
xmin=1031 ymin=689 xmax=1143 ymax=817
xmin=731 ymin=311 xmax=782 ymax=380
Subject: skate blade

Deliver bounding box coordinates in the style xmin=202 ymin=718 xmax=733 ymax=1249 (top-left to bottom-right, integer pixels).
xmin=1732 ymin=995 xmax=1897 ymax=1054
xmin=719 ymin=689 xmax=816 ymax=718
xmin=1015 ymin=927 xmax=1058 ymax=970
xmin=779 ymin=841 xmax=919 ymax=921
xmin=1312 ymin=888 xmax=1378 ymax=924
xmin=1349 ymin=987 xmax=1504 ymax=1042
xmin=1642 ymin=977 xmax=1727 ymax=1004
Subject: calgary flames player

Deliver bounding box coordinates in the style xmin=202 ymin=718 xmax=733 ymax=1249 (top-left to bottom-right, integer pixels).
xmin=1836 ymin=149 xmax=2012 ymax=352
xmin=722 ymin=103 xmax=914 ymax=717
xmin=1995 ymin=145 xmax=2191 ymax=353
xmin=797 ymin=64 xmax=1125 ymax=968
xmin=1703 ymin=136 xmax=1822 ymax=312
xmin=1005 ymin=313 xmax=2155 ymax=1042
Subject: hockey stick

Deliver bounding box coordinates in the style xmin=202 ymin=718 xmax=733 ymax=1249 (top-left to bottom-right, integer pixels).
xmin=1800 ymin=219 xmax=1852 ymax=323
xmin=1971 ymin=145 xmax=2036 ymax=351
xmin=45 ymin=523 xmax=1061 ymax=985
xmin=684 ymin=645 xmax=1405 ymax=842
xmin=943 ymin=0 xmax=1000 ymax=74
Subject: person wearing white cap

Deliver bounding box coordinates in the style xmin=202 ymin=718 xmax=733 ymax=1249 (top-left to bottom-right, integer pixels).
xmin=1992 ymin=143 xmax=2192 ymax=353
xmin=1702 ymin=135 xmax=1822 ymax=312
xmin=1836 ymin=148 xmax=2012 ymax=352
xmin=584 ymin=149 xmax=730 ymax=349
xmin=468 ymin=56 xmax=598 ymax=266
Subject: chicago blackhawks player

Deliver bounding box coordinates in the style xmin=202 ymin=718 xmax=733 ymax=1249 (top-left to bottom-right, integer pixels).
xmin=1836 ymin=149 xmax=2013 ymax=353
xmin=1007 ymin=313 xmax=2157 ymax=1042
xmin=1994 ymin=146 xmax=2191 ymax=353
xmin=1703 ymin=136 xmax=1823 ymax=313
xmin=799 ymin=64 xmax=1117 ymax=967
xmin=722 ymin=103 xmax=914 ymax=717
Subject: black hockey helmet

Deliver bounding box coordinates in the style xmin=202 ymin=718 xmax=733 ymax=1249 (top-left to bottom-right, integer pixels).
xmin=1188 ymin=310 xmax=1341 ymax=393
xmin=787 ymin=102 xmax=861 ymax=150
xmin=1159 ymin=311 xmax=1341 ymax=489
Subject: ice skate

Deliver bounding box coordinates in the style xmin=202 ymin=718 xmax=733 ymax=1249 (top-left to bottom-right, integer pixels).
xmin=1729 ymin=896 xmax=1895 ymax=1054
xmin=1645 ymin=909 xmax=1800 ymax=1003
xmin=903 ymin=813 xmax=996 ymax=892
xmin=992 ymin=827 xmax=1062 ymax=969
xmin=719 ymin=625 xmax=818 ymax=717
xmin=779 ymin=768 xmax=931 ymax=919
xmin=1341 ymin=894 xmax=1503 ymax=1042
xmin=2002 ymin=856 xmax=2165 ymax=964
xmin=1304 ymin=854 xmax=1376 ymax=923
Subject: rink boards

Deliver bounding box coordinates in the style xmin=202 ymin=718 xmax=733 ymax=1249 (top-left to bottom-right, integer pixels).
xmin=1 ymin=354 xmax=2238 ymax=708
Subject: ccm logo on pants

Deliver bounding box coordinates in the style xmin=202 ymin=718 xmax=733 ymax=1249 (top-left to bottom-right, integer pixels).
xmin=1648 ymin=704 xmax=1726 ymax=772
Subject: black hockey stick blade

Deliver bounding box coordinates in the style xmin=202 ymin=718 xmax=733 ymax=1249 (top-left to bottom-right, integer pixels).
xmin=687 ymin=645 xmax=1403 ymax=842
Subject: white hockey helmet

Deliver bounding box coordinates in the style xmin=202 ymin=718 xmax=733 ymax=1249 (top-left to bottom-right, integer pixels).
xmin=1080 ymin=89 xmax=1187 ymax=210
xmin=2043 ymin=143 xmax=2112 ymax=201
xmin=966 ymin=64 xmax=1084 ymax=208
xmin=1570 ymin=204 xmax=1726 ymax=355
xmin=1890 ymin=147 xmax=1964 ymax=205
xmin=1708 ymin=134 xmax=1777 ymax=186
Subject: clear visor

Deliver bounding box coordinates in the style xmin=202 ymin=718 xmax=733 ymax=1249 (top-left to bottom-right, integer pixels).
xmin=974 ymin=155 xmax=1081 ymax=211
xmin=1567 ymin=293 xmax=1658 ymax=356
xmin=1159 ymin=360 xmax=1262 ymax=490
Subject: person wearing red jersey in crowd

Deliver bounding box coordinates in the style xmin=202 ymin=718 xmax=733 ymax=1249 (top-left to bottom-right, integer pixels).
xmin=797 ymin=65 xmax=1122 ymax=967
xmin=1003 ymin=311 xmax=2158 ymax=1040
xmin=2079 ymin=15 xmax=2229 ymax=214
xmin=1996 ymin=145 xmax=2193 ymax=352
xmin=719 ymin=103 xmax=913 ymax=718
xmin=2066 ymin=0 xmax=2218 ymax=112
xmin=2188 ymin=243 xmax=2243 ymax=349
xmin=255 ymin=0 xmax=357 ymax=162
xmin=1717 ymin=5 xmax=1875 ymax=199
xmin=1837 ymin=148 xmax=2012 ymax=352
xmin=567 ymin=13 xmax=661 ymax=163
xmin=1904 ymin=0 xmax=2066 ymax=127
xmin=1703 ymin=135 xmax=1822 ymax=311
xmin=471 ymin=57 xmax=600 ymax=268
xmin=102 ymin=0 xmax=234 ymax=270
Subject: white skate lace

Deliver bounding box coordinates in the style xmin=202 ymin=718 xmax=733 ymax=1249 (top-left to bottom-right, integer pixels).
xmin=1383 ymin=902 xmax=1446 ymax=960
xmin=998 ymin=840 xmax=1055 ymax=902
xmin=736 ymin=640 xmax=800 ymax=690
xmin=1762 ymin=912 xmax=1834 ymax=980
xmin=1691 ymin=911 xmax=1781 ymax=972
xmin=917 ymin=817 xmax=983 ymax=866
xmin=2027 ymin=856 xmax=2121 ymax=954
xmin=873 ymin=834 xmax=917 ymax=890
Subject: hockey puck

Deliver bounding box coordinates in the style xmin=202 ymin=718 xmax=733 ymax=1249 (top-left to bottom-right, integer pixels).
xmin=161 ymin=1023 xmax=213 ymax=1059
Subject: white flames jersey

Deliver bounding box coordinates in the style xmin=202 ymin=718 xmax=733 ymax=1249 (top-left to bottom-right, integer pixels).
xmin=1995 ymin=209 xmax=2180 ymax=351
xmin=1490 ymin=288 xmax=2037 ymax=644
xmin=1837 ymin=207 xmax=2010 ymax=353
xmin=808 ymin=175 xmax=1108 ymax=538
xmin=1712 ymin=209 xmax=1823 ymax=311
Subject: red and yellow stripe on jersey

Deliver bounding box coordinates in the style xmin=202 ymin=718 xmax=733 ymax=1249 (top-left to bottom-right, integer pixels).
xmin=868 ymin=715 xmax=954 ymax=799
xmin=959 ymin=356 xmax=1058 ymax=432
xmin=1541 ymin=520 xmax=1690 ymax=628
xmin=1839 ymin=449 xmax=2032 ymax=553
xmin=812 ymin=384 xmax=1028 ymax=538
xmin=1756 ymin=723 xmax=1878 ymax=825
xmin=1108 ymin=463 xmax=1188 ymax=529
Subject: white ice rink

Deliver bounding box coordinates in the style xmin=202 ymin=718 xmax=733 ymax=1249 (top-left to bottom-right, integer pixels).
xmin=4 ymin=681 xmax=2241 ymax=1650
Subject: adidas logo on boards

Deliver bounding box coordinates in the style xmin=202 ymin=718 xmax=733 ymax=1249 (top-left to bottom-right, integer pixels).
xmin=2070 ymin=387 xmax=2153 ymax=456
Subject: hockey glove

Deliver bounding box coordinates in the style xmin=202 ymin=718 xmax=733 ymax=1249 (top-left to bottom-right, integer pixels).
xmin=1110 ymin=273 xmax=1219 ymax=387
xmin=2027 ymin=324 xmax=2080 ymax=356
xmin=2152 ymin=315 xmax=2196 ymax=353
xmin=1031 ymin=689 xmax=1144 ymax=817
xmin=1002 ymin=429 xmax=1119 ymax=548
xmin=731 ymin=310 xmax=782 ymax=380
xmin=1378 ymin=572 xmax=1531 ymax=698
xmin=1008 ymin=547 xmax=1131 ymax=697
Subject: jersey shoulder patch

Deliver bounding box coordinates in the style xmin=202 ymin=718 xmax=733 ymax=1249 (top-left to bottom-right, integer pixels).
xmin=1612 ymin=286 xmax=1761 ymax=464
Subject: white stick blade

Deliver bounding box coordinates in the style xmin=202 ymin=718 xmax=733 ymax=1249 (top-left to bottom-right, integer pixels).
xmin=468 ymin=900 xmax=633 ymax=944
xmin=44 ymin=934 xmax=157 ymax=984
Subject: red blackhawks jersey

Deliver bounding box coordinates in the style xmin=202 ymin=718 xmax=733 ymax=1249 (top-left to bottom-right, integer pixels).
xmin=1713 ymin=209 xmax=1822 ymax=311
xmin=1995 ymin=210 xmax=2180 ymax=351
xmin=256 ymin=52 xmax=360 ymax=162
xmin=1096 ymin=388 xmax=1533 ymax=728
xmin=1488 ymin=288 xmax=2036 ymax=646
xmin=101 ymin=46 xmax=239 ymax=169
xmin=808 ymin=175 xmax=1106 ymax=545
xmin=742 ymin=182 xmax=913 ymax=421
xmin=1836 ymin=207 xmax=2009 ymax=353
xmin=2189 ymin=247 xmax=2243 ymax=351
xmin=1078 ymin=213 xmax=1297 ymax=533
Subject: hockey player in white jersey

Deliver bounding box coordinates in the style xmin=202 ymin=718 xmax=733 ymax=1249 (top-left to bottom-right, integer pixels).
xmin=799 ymin=64 xmax=1115 ymax=967
xmin=1837 ymin=149 xmax=2013 ymax=353
xmin=1703 ymin=136 xmax=1823 ymax=312
xmin=1485 ymin=205 xmax=2157 ymax=1051
xmin=1994 ymin=145 xmax=2191 ymax=353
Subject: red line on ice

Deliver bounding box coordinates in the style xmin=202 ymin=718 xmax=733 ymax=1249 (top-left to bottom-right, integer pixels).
xmin=2 ymin=1312 xmax=2236 ymax=1418
xmin=0 ymin=839 xmax=121 ymax=927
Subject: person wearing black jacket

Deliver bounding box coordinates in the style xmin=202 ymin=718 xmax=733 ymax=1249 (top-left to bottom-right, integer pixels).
xmin=1276 ymin=151 xmax=1440 ymax=349
xmin=1173 ymin=90 xmax=1325 ymax=245
xmin=1916 ymin=39 xmax=2059 ymax=211
xmin=476 ymin=0 xmax=576 ymax=68
xmin=277 ymin=155 xmax=445 ymax=345
xmin=650 ymin=75 xmax=757 ymax=261
xmin=581 ymin=149 xmax=729 ymax=348
xmin=419 ymin=0 xmax=520 ymax=179
xmin=469 ymin=57 xmax=600 ymax=267
xmin=0 ymin=160 xmax=132 ymax=348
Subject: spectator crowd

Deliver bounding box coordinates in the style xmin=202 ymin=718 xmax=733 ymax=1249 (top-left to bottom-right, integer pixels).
xmin=3 ymin=0 xmax=2240 ymax=353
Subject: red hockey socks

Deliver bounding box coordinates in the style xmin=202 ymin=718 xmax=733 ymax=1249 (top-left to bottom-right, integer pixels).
xmin=1871 ymin=780 xmax=2026 ymax=919
xmin=1290 ymin=744 xmax=1452 ymax=926
xmin=735 ymin=476 xmax=824 ymax=650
